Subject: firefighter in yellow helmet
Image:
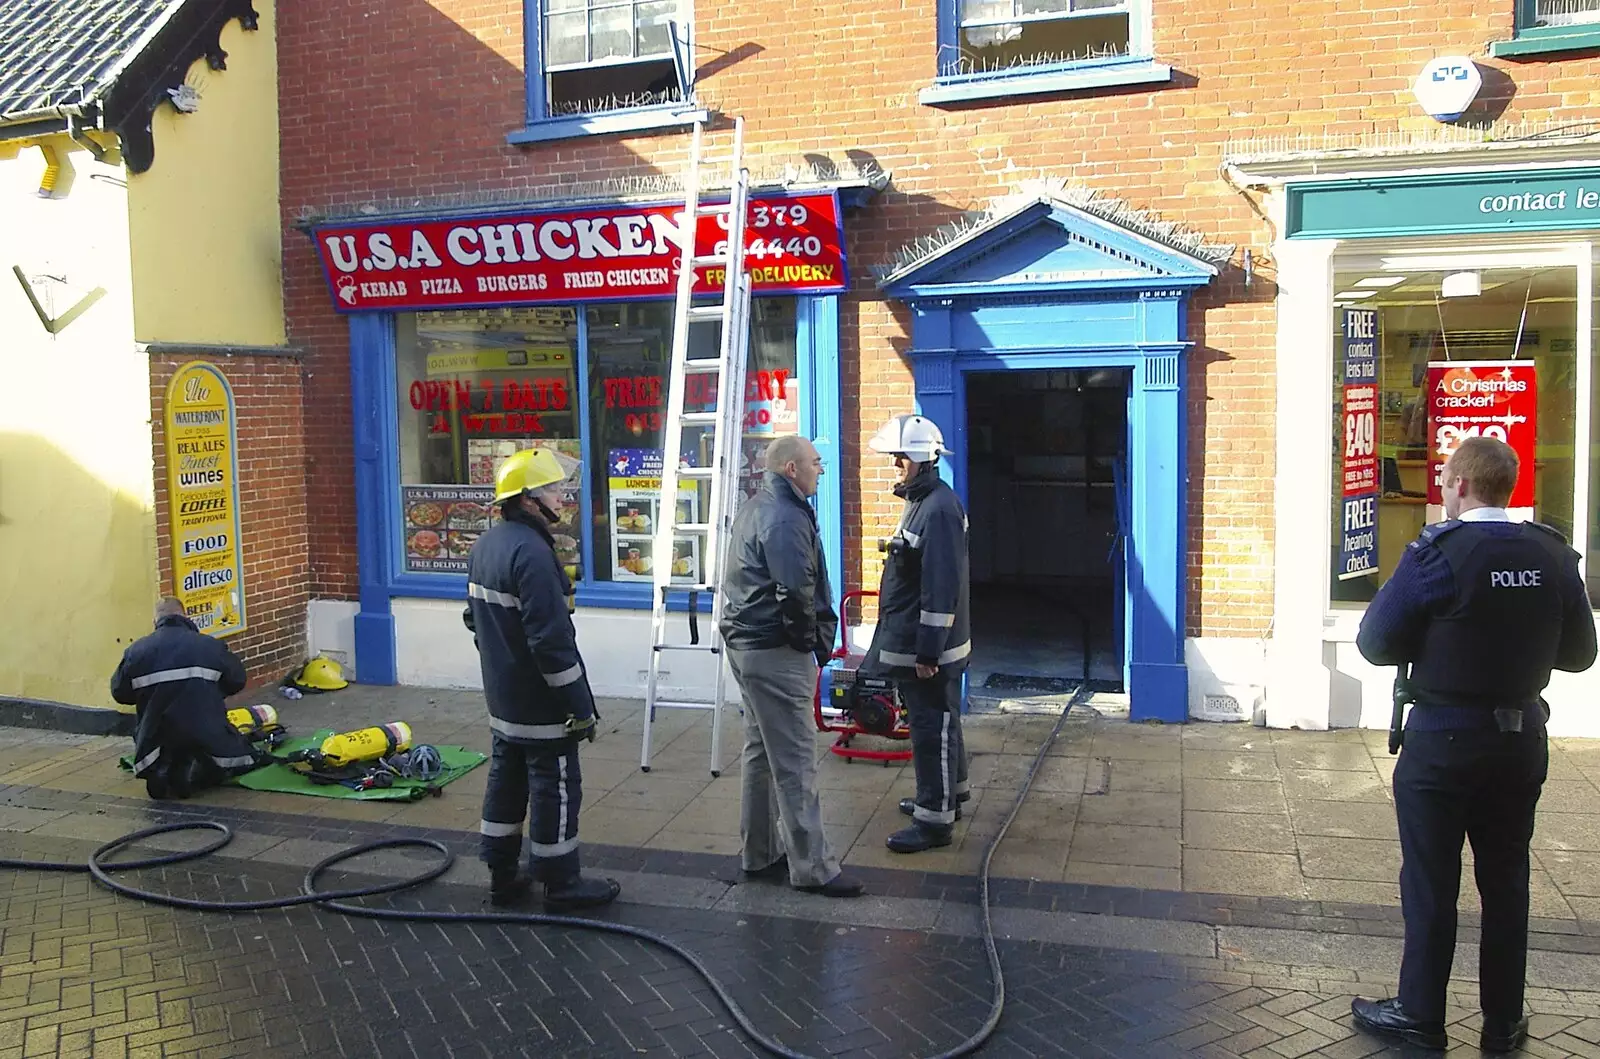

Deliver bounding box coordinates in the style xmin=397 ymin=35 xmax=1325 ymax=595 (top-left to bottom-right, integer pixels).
xmin=462 ymin=447 xmax=620 ymax=911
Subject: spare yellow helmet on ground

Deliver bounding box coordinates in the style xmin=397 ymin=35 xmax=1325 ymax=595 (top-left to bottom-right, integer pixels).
xmin=292 ymin=656 xmax=348 ymax=692
xmin=494 ymin=447 xmax=577 ymax=504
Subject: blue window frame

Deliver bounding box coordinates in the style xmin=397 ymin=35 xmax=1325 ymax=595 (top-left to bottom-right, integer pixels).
xmin=509 ymin=0 xmax=706 ymax=144
xmin=921 ymin=0 xmax=1170 ymax=106
xmin=1492 ymin=0 xmax=1600 ymax=55
xmin=349 ymin=294 xmax=844 ymax=683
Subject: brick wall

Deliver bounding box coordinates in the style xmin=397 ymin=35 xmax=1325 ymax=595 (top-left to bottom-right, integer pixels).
xmin=150 ymin=354 xmax=310 ymax=686
xmin=278 ymin=0 xmax=1600 ymax=637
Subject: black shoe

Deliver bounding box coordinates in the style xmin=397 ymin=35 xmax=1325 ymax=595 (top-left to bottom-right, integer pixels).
xmin=143 ymin=760 xmax=171 ymax=800
xmin=1350 ymin=998 xmax=1447 ymax=1050
xmin=1481 ymin=1015 xmax=1529 ymax=1054
xmin=886 ymin=823 xmax=954 ymax=854
xmin=741 ymin=855 xmax=789 ymax=883
xmin=898 ymin=797 xmax=965 ymax=820
xmin=544 ymin=874 xmax=621 ymax=913
xmin=797 ymin=872 xmax=864 ymax=898
xmin=489 ymin=868 xmax=535 ymax=908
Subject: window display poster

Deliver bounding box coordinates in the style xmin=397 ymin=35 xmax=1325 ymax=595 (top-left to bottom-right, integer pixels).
xmin=1425 ymin=360 xmax=1537 ymax=522
xmin=404 ymin=438 xmax=583 ymax=575
xmin=607 ymin=448 xmax=700 ymax=583
xmin=164 ymin=361 xmax=247 ymax=637
xmin=1339 ymin=309 xmax=1379 ymax=580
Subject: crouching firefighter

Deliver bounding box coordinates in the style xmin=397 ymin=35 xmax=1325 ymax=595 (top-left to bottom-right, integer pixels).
xmin=863 ymin=414 xmax=973 ymax=854
xmin=464 ymin=447 xmax=621 ymax=912
xmin=112 ymin=599 xmax=265 ymax=799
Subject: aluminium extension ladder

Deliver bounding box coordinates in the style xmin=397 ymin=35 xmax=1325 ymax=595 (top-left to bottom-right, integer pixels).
xmin=640 ymin=116 xmax=753 ymax=776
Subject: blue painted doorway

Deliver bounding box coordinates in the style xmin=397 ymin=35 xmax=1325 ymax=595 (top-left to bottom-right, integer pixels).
xmin=881 ymin=194 xmax=1222 ymax=723
xmin=962 ymin=366 xmax=1130 ymax=691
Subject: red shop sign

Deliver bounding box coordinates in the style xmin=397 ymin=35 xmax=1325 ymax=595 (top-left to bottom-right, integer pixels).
xmin=1426 ymin=360 xmax=1538 ymax=512
xmin=312 ymin=191 xmax=847 ymax=313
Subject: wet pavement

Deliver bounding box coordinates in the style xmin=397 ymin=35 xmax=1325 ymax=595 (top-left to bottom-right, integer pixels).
xmin=5 ymin=791 xmax=1600 ymax=1058
xmin=7 ymin=690 xmax=1600 ymax=1057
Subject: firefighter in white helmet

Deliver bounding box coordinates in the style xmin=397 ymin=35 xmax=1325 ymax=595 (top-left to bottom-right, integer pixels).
xmin=863 ymin=414 xmax=973 ymax=853
xmin=463 ymin=447 xmax=620 ymax=911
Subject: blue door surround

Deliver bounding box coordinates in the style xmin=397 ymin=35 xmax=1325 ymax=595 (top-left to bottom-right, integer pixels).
xmin=882 ymin=197 xmax=1218 ymax=723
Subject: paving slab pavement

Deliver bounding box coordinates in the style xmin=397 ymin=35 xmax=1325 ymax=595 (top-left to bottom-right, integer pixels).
xmin=8 ymin=681 xmax=1600 ymax=925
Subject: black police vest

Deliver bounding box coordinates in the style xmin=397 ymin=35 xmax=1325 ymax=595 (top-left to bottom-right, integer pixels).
xmin=1409 ymin=522 xmax=1573 ymax=706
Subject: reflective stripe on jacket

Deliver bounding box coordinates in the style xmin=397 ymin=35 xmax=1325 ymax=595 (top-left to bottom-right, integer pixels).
xmin=463 ymin=513 xmax=595 ymax=741
xmin=866 ymin=470 xmax=971 ymax=675
xmin=111 ymin=615 xmax=254 ymax=776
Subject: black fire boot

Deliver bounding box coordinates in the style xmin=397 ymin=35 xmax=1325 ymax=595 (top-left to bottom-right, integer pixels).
xmin=489 ymin=868 xmax=535 ymax=908
xmin=1350 ymin=998 xmax=1447 ymax=1050
xmin=1481 ymin=1014 xmax=1529 ymax=1054
xmin=886 ymin=822 xmax=954 ymax=854
xmin=544 ymin=874 xmax=621 ymax=913
xmin=143 ymin=759 xmax=172 ymax=800
xmin=898 ymin=791 xmax=968 ymax=820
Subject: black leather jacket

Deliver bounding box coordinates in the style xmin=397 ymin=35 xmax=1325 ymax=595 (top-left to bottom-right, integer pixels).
xmin=720 ymin=472 xmax=839 ymax=662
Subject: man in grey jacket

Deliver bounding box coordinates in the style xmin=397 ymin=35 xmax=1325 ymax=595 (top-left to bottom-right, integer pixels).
xmin=721 ymin=435 xmax=863 ymax=898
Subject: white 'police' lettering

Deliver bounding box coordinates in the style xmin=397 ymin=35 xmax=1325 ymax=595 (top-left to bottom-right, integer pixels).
xmin=1490 ymin=570 xmax=1542 ymax=588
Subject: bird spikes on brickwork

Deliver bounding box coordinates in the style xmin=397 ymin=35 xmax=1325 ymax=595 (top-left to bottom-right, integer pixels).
xmin=882 ymin=177 xmax=1234 ymax=282
xmin=295 ymin=157 xmax=890 ymax=227
xmin=1223 ymin=118 xmax=1600 ymax=161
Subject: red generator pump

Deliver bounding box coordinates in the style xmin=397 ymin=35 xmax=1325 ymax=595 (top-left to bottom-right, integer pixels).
xmin=814 ymin=590 xmax=912 ymax=764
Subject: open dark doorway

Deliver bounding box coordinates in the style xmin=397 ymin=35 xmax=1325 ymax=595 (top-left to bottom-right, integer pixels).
xmin=964 ymin=367 xmax=1129 ymax=693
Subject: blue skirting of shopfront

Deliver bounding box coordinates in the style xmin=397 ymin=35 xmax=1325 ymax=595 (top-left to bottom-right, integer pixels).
xmin=883 ymin=198 xmax=1218 ymax=723
xmin=345 ymin=296 xmax=844 ymax=686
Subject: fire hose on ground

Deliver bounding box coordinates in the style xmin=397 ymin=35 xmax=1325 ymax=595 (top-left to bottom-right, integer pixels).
xmin=0 ymin=685 xmax=1090 ymax=1059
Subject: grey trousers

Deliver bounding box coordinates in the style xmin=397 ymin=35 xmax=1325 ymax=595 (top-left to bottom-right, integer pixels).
xmin=726 ymin=645 xmax=842 ymax=888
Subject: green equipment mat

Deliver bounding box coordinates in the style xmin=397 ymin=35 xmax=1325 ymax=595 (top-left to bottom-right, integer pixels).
xmin=119 ymin=729 xmax=487 ymax=801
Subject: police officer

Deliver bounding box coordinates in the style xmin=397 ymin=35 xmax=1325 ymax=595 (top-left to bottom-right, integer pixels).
xmin=1352 ymin=436 xmax=1596 ymax=1053
xmin=112 ymin=598 xmax=263 ymax=799
xmin=464 ymin=447 xmax=620 ymax=912
xmin=863 ymin=414 xmax=973 ymax=854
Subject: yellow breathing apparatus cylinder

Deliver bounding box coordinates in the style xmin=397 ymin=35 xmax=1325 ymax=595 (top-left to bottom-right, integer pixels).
xmin=316 ymin=723 xmax=413 ymax=769
xmin=227 ymin=704 xmax=279 ymax=735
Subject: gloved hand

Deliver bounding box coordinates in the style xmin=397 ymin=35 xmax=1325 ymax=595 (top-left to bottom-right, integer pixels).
xmin=565 ymin=693 xmax=599 ymax=742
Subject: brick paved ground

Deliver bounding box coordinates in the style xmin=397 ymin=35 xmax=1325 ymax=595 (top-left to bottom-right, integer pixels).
xmin=5 ymin=792 xmax=1600 ymax=1059
xmin=7 ymin=693 xmax=1600 ymax=1057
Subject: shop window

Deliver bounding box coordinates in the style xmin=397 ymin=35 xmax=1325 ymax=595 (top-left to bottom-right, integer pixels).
xmin=1327 ymin=266 xmax=1580 ymax=606
xmin=923 ymin=0 xmax=1167 ymax=105
xmin=514 ymin=0 xmax=698 ymax=142
xmin=394 ymin=299 xmax=801 ymax=590
xmin=585 ymin=298 xmax=800 ymax=583
xmin=396 ymin=308 xmax=585 ymax=580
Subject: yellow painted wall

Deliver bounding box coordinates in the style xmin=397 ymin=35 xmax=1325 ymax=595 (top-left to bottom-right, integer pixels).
xmin=0 ymin=137 xmax=157 ymax=710
xmin=128 ymin=0 xmax=284 ymax=346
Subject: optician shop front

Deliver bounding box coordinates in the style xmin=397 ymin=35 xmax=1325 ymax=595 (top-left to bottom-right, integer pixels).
xmin=1239 ymin=146 xmax=1600 ymax=737
xmin=304 ymin=188 xmax=856 ymax=702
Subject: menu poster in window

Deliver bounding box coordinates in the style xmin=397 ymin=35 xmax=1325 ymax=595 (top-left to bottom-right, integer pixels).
xmin=402 ymin=485 xmax=495 ymax=574
xmin=607 ymin=448 xmax=700 ymax=583
xmin=1338 ymin=309 xmax=1379 ymax=580
xmin=463 ymin=438 xmax=584 ymax=577
xmin=741 ymin=368 xmax=798 ymax=438
xmin=1425 ymin=360 xmax=1538 ymax=523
